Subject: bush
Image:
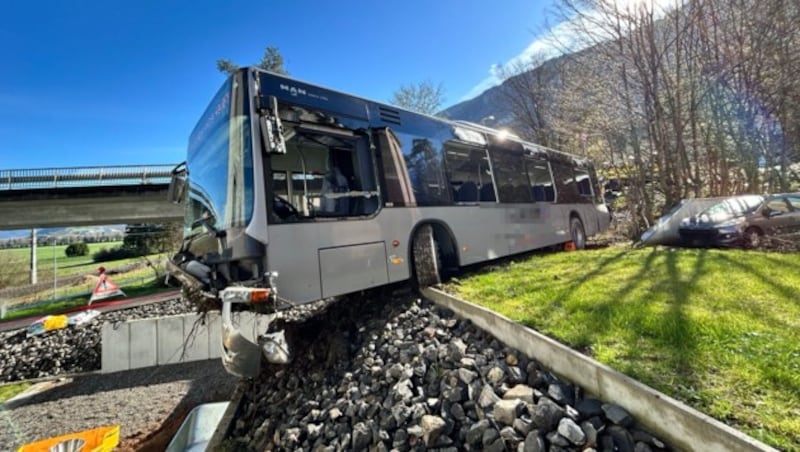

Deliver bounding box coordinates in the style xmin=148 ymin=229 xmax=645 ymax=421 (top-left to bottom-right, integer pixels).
xmin=92 ymin=246 xmax=138 ymax=263
xmin=64 ymin=242 xmax=89 ymax=257
xmin=123 ymin=224 xmax=170 ymax=256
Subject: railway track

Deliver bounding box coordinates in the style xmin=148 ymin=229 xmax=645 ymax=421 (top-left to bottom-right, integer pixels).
xmin=0 ymin=290 xmax=181 ymax=333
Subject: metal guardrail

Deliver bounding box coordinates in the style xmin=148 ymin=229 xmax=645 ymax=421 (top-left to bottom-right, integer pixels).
xmin=0 ymin=164 xmax=176 ymax=191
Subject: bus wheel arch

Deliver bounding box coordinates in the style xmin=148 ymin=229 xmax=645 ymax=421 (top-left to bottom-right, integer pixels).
xmin=568 ymin=212 xmax=587 ymax=250
xmin=409 ymin=221 xmax=459 ymax=287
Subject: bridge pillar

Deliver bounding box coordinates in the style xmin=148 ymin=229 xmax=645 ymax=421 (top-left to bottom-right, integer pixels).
xmin=30 ymin=229 xmax=37 ymax=284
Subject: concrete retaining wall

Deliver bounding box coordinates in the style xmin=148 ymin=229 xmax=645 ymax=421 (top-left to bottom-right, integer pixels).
xmin=100 ymin=311 xmax=266 ymax=373
xmin=422 ymin=288 xmax=776 ymax=452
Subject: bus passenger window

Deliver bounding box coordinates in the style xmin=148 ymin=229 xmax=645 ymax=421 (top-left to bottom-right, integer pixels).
xmin=526 ymin=159 xmax=555 ymax=202
xmin=550 ymin=162 xmax=580 ymax=204
xmin=575 ymin=169 xmax=594 ymax=203
xmin=375 ymin=128 xmax=416 ymax=206
xmin=489 ymin=147 xmax=531 ymax=203
xmin=444 ymin=142 xmax=492 ymax=203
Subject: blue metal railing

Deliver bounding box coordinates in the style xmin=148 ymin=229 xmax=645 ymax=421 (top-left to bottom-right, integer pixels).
xmin=0 ymin=164 xmax=176 ymax=191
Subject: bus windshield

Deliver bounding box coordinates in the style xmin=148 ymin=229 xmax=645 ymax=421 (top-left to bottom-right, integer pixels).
xmin=185 ymin=75 xmax=253 ymax=236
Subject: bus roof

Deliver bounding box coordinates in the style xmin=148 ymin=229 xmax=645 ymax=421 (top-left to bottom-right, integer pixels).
xmin=249 ymin=67 xmax=592 ymax=167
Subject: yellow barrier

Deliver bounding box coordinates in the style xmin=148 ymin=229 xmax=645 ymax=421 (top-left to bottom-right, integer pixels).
xmin=42 ymin=315 xmax=68 ymax=331
xmin=17 ymin=425 xmax=119 ymax=452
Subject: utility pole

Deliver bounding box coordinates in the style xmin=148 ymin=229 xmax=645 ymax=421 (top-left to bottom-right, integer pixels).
xmin=53 ymin=237 xmax=58 ymax=300
xmin=30 ymin=229 xmax=37 ymax=284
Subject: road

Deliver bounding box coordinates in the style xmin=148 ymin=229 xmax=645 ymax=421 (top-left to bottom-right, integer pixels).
xmin=0 ymin=289 xmax=181 ymax=333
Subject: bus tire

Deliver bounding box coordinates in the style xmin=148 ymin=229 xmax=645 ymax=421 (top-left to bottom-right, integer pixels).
xmin=570 ymin=216 xmax=586 ymax=250
xmin=412 ymin=224 xmax=441 ymax=287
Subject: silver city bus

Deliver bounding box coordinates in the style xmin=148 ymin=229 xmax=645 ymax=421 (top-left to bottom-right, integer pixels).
xmin=167 ymin=68 xmax=611 ymax=376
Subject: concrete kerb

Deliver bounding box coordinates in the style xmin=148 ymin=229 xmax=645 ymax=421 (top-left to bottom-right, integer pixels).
xmin=206 ymin=381 xmax=249 ymax=450
xmin=422 ymin=287 xmax=776 ymax=452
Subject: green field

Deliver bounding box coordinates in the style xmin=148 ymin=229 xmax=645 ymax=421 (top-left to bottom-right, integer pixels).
xmin=446 ymin=246 xmax=800 ymax=450
xmin=0 ymin=242 xmax=169 ymax=291
xmin=0 ymin=242 xmax=139 ymax=283
xmin=0 ymin=242 xmax=172 ymax=318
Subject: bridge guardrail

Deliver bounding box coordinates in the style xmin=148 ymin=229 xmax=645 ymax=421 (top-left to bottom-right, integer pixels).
xmin=0 ymin=164 xmax=175 ymax=191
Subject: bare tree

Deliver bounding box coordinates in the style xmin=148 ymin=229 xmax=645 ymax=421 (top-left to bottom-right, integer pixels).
xmin=390 ymin=80 xmax=446 ymax=115
xmin=496 ymin=55 xmax=562 ymax=146
xmin=506 ymin=0 xmax=800 ymax=236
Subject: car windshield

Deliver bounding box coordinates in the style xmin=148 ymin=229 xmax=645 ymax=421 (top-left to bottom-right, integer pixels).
xmin=701 ymin=195 xmax=763 ymax=222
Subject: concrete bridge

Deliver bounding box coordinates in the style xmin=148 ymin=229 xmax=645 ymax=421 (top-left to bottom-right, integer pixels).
xmin=0 ymin=164 xmax=183 ymax=230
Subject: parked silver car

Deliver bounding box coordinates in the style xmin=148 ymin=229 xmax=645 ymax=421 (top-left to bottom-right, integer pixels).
xmin=678 ymin=193 xmax=800 ymax=247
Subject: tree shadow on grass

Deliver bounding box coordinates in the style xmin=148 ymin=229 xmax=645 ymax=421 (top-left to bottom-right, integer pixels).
xmin=656 ymin=250 xmax=707 ymax=379
xmin=715 ymin=253 xmax=800 ymax=311
xmin=757 ymin=253 xmax=800 ymax=274
xmin=711 ymin=253 xmax=800 ymax=395
xmin=546 ymin=248 xmax=710 ymax=395
xmin=552 ymin=248 xmax=634 ymax=307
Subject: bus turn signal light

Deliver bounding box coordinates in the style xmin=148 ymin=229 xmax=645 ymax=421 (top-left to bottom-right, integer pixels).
xmin=221 ymin=286 xmax=272 ymax=304
xmin=250 ymin=289 xmax=271 ymax=303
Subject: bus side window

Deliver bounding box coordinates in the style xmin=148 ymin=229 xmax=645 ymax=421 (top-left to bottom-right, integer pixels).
xmin=525 ymin=159 xmax=555 ymax=202
xmin=374 ymin=128 xmax=416 ymax=206
xmin=489 ymin=147 xmax=532 ymax=203
xmin=574 ymin=169 xmax=594 ymax=204
xmin=444 ymin=142 xmax=491 ymax=203
xmin=551 ymin=162 xmax=580 ymax=203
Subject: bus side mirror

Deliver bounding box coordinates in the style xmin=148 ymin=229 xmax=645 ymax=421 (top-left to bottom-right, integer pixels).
xmin=168 ymin=162 xmax=187 ymax=204
xmin=262 ymin=96 xmax=287 ymax=154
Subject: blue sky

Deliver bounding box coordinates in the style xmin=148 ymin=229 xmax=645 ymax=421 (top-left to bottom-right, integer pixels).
xmin=0 ymin=0 xmax=555 ymax=170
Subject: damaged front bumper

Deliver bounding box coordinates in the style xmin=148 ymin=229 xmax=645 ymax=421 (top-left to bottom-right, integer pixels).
xmin=220 ymin=287 xmax=290 ymax=379
xmin=167 ymin=260 xmax=289 ymax=378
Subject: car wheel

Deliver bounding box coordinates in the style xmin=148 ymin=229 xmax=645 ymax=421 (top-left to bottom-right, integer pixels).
xmin=744 ymin=227 xmax=763 ymax=248
xmin=570 ymin=216 xmax=586 ymax=250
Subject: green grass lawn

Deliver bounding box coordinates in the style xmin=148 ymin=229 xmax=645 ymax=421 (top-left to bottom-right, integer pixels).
xmin=446 ymin=245 xmax=800 ymax=450
xmin=0 ymin=242 xmax=168 ymax=298
xmin=1 ymin=242 xmax=174 ymax=320
xmin=0 ymin=241 xmax=145 ymax=283
xmin=0 ymin=381 xmax=31 ymax=403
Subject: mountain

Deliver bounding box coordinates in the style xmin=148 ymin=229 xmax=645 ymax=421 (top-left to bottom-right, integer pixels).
xmin=440 ymin=50 xmax=584 ymax=136
xmin=0 ymin=225 xmax=126 ymax=241
xmin=440 ymin=82 xmax=515 ymax=127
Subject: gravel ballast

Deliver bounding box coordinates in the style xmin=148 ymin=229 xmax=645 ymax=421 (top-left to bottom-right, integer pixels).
xmin=0 ymin=289 xmax=676 ymax=451
xmin=0 ymin=297 xmax=195 ymax=382
xmin=227 ymin=293 xmax=672 ymax=451
xmin=0 ymin=296 xmax=235 ymax=451
xmin=0 ymin=359 xmax=237 ymax=451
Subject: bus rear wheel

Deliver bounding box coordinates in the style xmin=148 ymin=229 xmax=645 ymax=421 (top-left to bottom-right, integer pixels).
xmin=570 ymin=216 xmax=586 ymax=250
xmin=412 ymin=224 xmax=441 ymax=287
